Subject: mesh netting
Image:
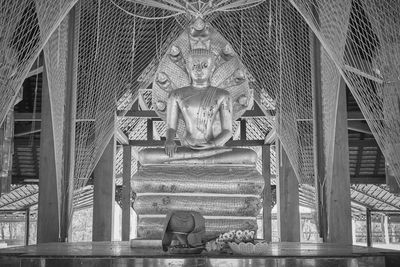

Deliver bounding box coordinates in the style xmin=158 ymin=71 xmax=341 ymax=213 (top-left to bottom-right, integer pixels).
xmin=25 ymin=0 xmax=313 ymax=191
xmin=109 ymin=0 xmax=312 ymax=185
xmin=208 ymin=1 xmax=314 ymax=184
xmin=290 ymin=0 xmax=400 ymax=186
xmin=0 ymin=0 xmax=312 ymax=193
xmin=74 ymin=0 xmax=188 ymax=189
xmin=0 ymin=0 xmax=77 ymax=126
xmin=0 ymin=111 xmax=14 ymax=194
xmin=41 ymin=13 xmax=70 ymax=192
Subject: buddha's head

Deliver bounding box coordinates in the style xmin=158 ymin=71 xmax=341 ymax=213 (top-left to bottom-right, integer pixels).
xmin=186 ymin=49 xmax=216 ymax=86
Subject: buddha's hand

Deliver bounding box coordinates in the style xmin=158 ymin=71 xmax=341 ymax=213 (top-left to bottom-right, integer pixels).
xmin=189 ymin=141 xmax=216 ymax=150
xmin=165 ymin=140 xmax=177 ymax=157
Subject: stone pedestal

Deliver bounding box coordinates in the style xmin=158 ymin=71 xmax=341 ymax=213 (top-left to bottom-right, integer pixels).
xmin=132 ymin=164 xmax=264 ymax=239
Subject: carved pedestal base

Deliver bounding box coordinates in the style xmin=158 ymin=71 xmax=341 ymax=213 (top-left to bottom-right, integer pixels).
xmin=132 ymin=164 xmax=264 ymax=239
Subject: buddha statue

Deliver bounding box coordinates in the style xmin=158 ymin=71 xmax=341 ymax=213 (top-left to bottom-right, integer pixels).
xmin=138 ymin=18 xmax=257 ymax=165
xmin=133 ymin=19 xmax=264 ymax=245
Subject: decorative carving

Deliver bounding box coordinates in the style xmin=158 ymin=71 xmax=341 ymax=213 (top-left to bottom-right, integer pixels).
xmin=156 ymin=100 xmax=166 ymax=112
xmin=237 ymin=94 xmax=248 ymax=107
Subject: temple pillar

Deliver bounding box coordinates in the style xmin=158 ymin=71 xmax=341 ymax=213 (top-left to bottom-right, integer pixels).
xmin=92 ymin=135 xmax=116 ymax=241
xmin=37 ymin=62 xmax=61 ymax=243
xmin=0 ymin=110 xmax=14 ymax=194
xmin=310 ymin=26 xmax=327 ymax=242
xmin=262 ymin=145 xmax=272 ymax=241
xmin=37 ymin=5 xmax=78 ymax=243
xmin=325 ymin=78 xmax=352 ymax=244
xmin=384 ymin=215 xmax=390 ymax=244
xmin=386 ymin=164 xmax=400 ymax=194
xmin=122 ymin=145 xmax=132 ymax=241
xmin=60 ymin=5 xmax=78 ymax=242
xmin=311 ymin=24 xmax=352 ymax=243
xmin=277 ymin=140 xmax=300 ymax=242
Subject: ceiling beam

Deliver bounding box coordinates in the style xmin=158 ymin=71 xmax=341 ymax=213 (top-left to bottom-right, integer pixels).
xmin=117 ymin=110 xmax=157 ymax=118
xmin=347 ymin=111 xmax=366 ymax=121
xmin=11 ymin=176 xmax=39 ymax=184
xmin=296 ymin=111 xmax=366 ymax=122
xmin=14 ymin=113 xmax=95 ymax=122
xmin=350 ymin=176 xmax=386 ymax=184
xmin=0 ymin=215 xmax=31 ymax=222
xmin=347 ymin=121 xmax=372 ymax=134
xmin=350 ymin=198 xmax=372 ymax=210
xmin=344 ymin=64 xmax=383 ymax=84
xmin=349 ymin=139 xmax=378 ymax=147
xmin=25 ymin=53 xmax=44 ymax=79
xmin=14 ymin=113 xmax=41 ymax=121
xmin=115 ymin=128 xmax=129 ymax=145
xmin=351 ymin=186 xmax=400 ymax=210
xmin=117 ymin=106 xmax=269 ymax=119
xmin=26 ymin=66 xmax=44 ymax=79
xmin=14 ymin=110 xmax=365 ymax=122
xmin=0 ymin=191 xmax=38 ymax=209
xmin=263 ymin=126 xmax=375 ymax=145
xmin=14 ymin=123 xmax=41 ymax=137
xmin=264 ymin=128 xmax=276 ymax=144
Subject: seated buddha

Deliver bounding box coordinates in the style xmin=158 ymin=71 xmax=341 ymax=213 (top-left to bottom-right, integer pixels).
xmin=138 ymin=47 xmax=257 ymax=165
xmin=138 ymin=17 xmax=256 ymax=165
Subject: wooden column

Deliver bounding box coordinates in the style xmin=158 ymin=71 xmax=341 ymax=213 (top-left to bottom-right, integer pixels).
xmin=122 ymin=145 xmax=132 ymax=241
xmin=0 ymin=110 xmax=14 ymax=194
xmin=25 ymin=208 xmax=30 ymax=246
xmin=37 ymin=5 xmax=79 ymax=243
xmin=93 ymin=135 xmax=116 ymax=241
xmin=386 ymin=164 xmax=400 ymax=194
xmin=37 ymin=62 xmax=61 ymax=243
xmin=277 ymin=140 xmax=300 ymax=242
xmin=147 ymin=119 xmax=153 ymax=141
xmin=310 ymin=26 xmax=327 ymax=241
xmin=351 ymin=219 xmax=356 ymax=244
xmin=262 ymin=145 xmax=272 ymax=241
xmin=60 ymin=4 xmax=78 ymax=242
xmin=310 ymin=26 xmax=352 ymax=243
xmin=325 ymin=78 xmax=352 ymax=244
xmin=240 ymin=119 xmax=247 ymax=140
xmin=366 ymin=209 xmax=372 ymax=247
xmin=384 ymin=215 xmax=390 ymax=244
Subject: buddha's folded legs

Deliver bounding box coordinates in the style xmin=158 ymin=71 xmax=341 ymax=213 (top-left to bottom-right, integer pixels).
xmin=138 ymin=147 xmax=257 ymax=165
xmin=169 ymin=148 xmax=257 ymax=165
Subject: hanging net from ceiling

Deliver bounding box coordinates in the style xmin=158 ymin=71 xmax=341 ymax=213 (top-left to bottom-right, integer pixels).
xmin=0 ymin=0 xmax=77 ymax=126
xmin=104 ymin=0 xmax=315 ymax=185
xmin=290 ymin=0 xmax=400 ymax=186
xmin=211 ymin=0 xmax=314 ymax=184
xmin=40 ymin=13 xmax=71 ymax=195
xmin=43 ymin=0 xmax=315 ymax=192
xmin=73 ymin=0 xmax=188 ymax=189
